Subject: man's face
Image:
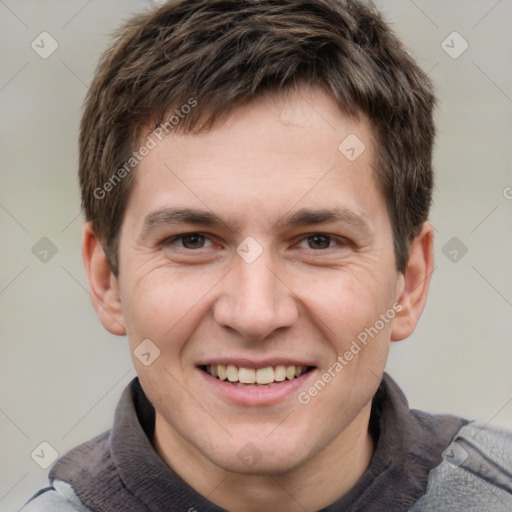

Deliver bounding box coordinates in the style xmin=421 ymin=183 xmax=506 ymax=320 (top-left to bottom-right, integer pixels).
xmin=114 ymin=87 xmax=404 ymax=475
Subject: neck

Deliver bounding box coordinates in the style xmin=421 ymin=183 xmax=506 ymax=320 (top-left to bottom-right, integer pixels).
xmin=154 ymin=402 xmax=375 ymax=511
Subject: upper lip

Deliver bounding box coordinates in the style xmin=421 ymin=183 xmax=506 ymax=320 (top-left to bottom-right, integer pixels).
xmin=197 ymin=358 xmax=315 ymax=369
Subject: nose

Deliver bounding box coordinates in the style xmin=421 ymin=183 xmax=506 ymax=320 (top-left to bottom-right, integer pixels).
xmin=213 ymin=248 xmax=299 ymax=341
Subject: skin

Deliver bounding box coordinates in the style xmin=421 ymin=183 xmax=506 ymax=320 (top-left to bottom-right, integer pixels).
xmin=83 ymin=86 xmax=434 ymax=511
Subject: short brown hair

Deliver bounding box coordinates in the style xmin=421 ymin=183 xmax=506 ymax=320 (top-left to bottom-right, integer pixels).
xmin=79 ymin=0 xmax=435 ymax=275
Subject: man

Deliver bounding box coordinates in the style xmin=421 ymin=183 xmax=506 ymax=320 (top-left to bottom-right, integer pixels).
xmin=21 ymin=0 xmax=512 ymax=510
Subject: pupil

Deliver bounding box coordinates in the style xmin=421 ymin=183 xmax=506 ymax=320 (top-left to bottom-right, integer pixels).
xmin=309 ymin=234 xmax=330 ymax=249
xmin=183 ymin=234 xmax=204 ymax=249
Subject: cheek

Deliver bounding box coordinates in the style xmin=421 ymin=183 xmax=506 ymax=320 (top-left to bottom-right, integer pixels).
xmin=120 ymin=267 xmax=220 ymax=356
xmin=294 ymin=271 xmax=395 ymax=423
xmin=293 ymin=267 xmax=394 ymax=342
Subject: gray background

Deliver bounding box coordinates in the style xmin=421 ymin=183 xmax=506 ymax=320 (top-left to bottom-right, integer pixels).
xmin=1 ymin=0 xmax=511 ymax=510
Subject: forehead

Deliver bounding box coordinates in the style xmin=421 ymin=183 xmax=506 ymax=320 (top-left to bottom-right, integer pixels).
xmin=125 ymin=87 xmax=386 ymax=232
xmin=153 ymin=88 xmax=373 ymax=171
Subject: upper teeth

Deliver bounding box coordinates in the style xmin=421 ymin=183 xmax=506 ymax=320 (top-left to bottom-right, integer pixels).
xmin=207 ymin=364 xmax=308 ymax=384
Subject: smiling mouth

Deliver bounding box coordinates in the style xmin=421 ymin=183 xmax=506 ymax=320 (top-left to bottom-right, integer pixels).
xmin=200 ymin=364 xmax=315 ymax=386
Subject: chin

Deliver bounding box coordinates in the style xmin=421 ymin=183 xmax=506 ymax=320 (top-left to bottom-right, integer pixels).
xmin=205 ymin=435 xmax=315 ymax=476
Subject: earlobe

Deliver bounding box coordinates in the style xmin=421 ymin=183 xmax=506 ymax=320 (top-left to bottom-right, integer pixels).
xmin=391 ymin=222 xmax=434 ymax=342
xmin=82 ymin=222 xmax=126 ymax=336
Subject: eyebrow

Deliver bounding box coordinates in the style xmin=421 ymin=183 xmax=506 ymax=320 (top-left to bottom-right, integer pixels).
xmin=141 ymin=208 xmax=230 ymax=238
xmin=140 ymin=206 xmax=373 ymax=238
xmin=272 ymin=207 xmax=372 ymax=235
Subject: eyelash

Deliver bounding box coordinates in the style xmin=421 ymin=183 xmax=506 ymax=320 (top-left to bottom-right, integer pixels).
xmin=164 ymin=232 xmax=350 ymax=251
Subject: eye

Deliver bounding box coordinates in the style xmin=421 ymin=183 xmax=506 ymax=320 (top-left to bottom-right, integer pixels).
xmin=296 ymin=233 xmax=347 ymax=250
xmin=167 ymin=233 xmax=213 ymax=250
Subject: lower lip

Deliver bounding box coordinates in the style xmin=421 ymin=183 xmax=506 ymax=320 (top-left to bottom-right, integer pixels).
xmin=198 ymin=367 xmax=317 ymax=406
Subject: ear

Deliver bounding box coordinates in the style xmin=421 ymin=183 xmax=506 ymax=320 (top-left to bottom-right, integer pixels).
xmin=82 ymin=222 xmax=126 ymax=336
xmin=391 ymin=222 xmax=434 ymax=341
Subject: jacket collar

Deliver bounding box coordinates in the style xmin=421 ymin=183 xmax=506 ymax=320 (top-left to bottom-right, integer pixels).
xmin=50 ymin=373 xmax=468 ymax=511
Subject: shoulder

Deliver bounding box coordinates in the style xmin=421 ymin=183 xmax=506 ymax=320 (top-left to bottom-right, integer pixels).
xmin=410 ymin=420 xmax=512 ymax=511
xmin=457 ymin=420 xmax=512 ymax=470
xmin=19 ymin=480 xmax=91 ymax=512
xmin=21 ymin=430 xmax=111 ymax=512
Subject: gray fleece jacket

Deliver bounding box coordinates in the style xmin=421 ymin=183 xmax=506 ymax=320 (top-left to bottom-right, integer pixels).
xmin=20 ymin=374 xmax=512 ymax=511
